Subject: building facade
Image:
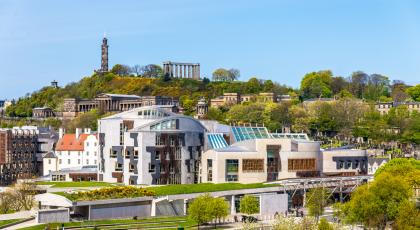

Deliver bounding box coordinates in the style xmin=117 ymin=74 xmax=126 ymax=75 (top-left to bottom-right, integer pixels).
xmin=99 ymin=105 xmax=207 ymax=185
xmin=210 ymin=92 xmax=277 ymax=108
xmin=0 ymin=128 xmax=39 ymax=185
xmin=62 ymin=93 xmax=178 ymax=119
xmin=33 ymin=107 xmax=55 ymax=119
xmin=43 ymin=128 xmax=98 ymax=176
xmin=375 ymin=101 xmax=420 ymax=115
xmin=200 ymin=125 xmax=369 ymax=184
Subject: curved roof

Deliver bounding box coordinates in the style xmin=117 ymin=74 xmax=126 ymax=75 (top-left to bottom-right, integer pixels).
xmin=35 ymin=193 xmax=73 ymax=207
xmin=131 ymin=115 xmax=208 ymax=132
xmin=102 ymin=105 xmax=177 ymax=120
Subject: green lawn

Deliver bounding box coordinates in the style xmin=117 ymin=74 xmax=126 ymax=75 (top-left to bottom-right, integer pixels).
xmin=0 ymin=219 xmax=23 ymax=227
xmin=36 ymin=181 xmax=119 ymax=188
xmin=148 ymin=183 xmax=280 ymax=196
xmin=18 ymin=216 xmax=194 ymax=230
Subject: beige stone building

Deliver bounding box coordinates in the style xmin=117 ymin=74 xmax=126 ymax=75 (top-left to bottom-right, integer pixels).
xmin=210 ymin=92 xmax=277 ymax=108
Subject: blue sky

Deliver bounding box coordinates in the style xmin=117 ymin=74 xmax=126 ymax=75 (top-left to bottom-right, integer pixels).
xmin=1 ymin=0 xmax=420 ymax=99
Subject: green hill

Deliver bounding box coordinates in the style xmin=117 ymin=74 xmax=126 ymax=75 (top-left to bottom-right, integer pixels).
xmin=5 ymin=72 xmax=292 ymax=117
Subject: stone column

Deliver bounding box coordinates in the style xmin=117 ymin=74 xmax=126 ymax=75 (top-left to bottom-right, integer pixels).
xmin=183 ymin=65 xmax=187 ymax=78
xmin=230 ymin=195 xmax=236 ymax=214
xmin=188 ymin=65 xmax=191 ymax=78
xmin=197 ymin=64 xmax=200 ymax=79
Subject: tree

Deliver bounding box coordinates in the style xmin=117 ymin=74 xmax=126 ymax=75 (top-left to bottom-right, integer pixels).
xmin=131 ymin=65 xmax=142 ymax=76
xmin=13 ymin=182 xmax=37 ymax=211
xmin=263 ymin=80 xmax=274 ymax=92
xmin=245 ymin=78 xmax=262 ymax=93
xmin=317 ymin=218 xmax=333 ymax=230
xmin=300 ymin=71 xmax=332 ymax=99
xmin=305 ymin=187 xmax=330 ymax=222
xmin=212 ymin=68 xmax=240 ymax=81
xmin=342 ymin=173 xmax=412 ymax=229
xmin=205 ymin=107 xmax=225 ymax=122
xmin=239 ymin=195 xmax=259 ymax=215
xmin=330 ymin=76 xmax=348 ymax=95
xmin=110 ymin=64 xmax=131 ymax=76
xmin=0 ymin=191 xmax=16 ymax=214
xmin=349 ymin=71 xmax=368 ymax=98
xmin=188 ymin=194 xmax=213 ymax=229
xmin=140 ymin=64 xmax=163 ymax=78
xmin=406 ymin=84 xmax=420 ymax=101
xmin=394 ymin=200 xmax=420 ymax=229
xmin=208 ymin=197 xmax=229 ymax=228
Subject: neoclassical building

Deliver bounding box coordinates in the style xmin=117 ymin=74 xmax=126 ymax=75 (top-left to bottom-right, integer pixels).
xmin=62 ymin=93 xmax=178 ymax=119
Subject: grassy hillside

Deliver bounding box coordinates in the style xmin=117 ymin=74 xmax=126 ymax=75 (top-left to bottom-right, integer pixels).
xmin=6 ymin=72 xmax=292 ymax=117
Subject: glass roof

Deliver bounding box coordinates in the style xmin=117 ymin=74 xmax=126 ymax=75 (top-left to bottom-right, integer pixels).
xmin=207 ymin=133 xmax=229 ymax=149
xmin=270 ymin=133 xmax=309 ymax=140
xmin=231 ymin=126 xmax=271 ymax=142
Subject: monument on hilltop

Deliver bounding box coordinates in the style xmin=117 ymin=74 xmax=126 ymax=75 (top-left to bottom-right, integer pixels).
xmin=95 ymin=36 xmax=109 ymax=74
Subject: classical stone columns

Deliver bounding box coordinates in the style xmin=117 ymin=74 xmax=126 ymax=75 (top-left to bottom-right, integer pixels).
xmin=163 ymin=62 xmax=200 ymax=79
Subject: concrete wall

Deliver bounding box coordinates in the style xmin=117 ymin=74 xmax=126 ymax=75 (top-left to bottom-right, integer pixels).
xmin=89 ymin=201 xmax=152 ymax=220
xmin=37 ymin=208 xmax=70 ymax=224
xmin=260 ymin=193 xmax=288 ymax=215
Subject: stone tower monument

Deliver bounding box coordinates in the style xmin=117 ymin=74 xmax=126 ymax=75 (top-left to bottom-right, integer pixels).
xmin=195 ymin=97 xmax=208 ymax=119
xmin=99 ymin=37 xmax=109 ymax=73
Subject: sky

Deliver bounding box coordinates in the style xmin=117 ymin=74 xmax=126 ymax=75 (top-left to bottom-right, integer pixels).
xmin=1 ymin=0 xmax=420 ymax=99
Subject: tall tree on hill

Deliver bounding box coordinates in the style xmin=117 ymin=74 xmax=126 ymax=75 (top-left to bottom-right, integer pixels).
xmin=212 ymin=68 xmax=240 ymax=81
xmin=140 ymin=64 xmax=163 ymax=78
xmin=349 ymin=71 xmax=368 ymax=98
xmin=330 ymin=76 xmax=348 ymax=95
xmin=406 ymin=84 xmax=420 ymax=101
xmin=110 ymin=64 xmax=131 ymax=76
xmin=390 ymin=80 xmax=409 ymax=102
xmin=300 ymin=70 xmax=333 ymax=99
xmin=364 ymin=74 xmax=390 ymax=101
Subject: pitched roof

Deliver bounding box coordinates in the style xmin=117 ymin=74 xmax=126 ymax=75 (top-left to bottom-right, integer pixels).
xmin=55 ymin=133 xmax=90 ymax=151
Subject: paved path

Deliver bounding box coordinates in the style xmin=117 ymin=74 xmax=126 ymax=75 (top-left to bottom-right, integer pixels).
xmin=0 ymin=211 xmax=34 ymax=221
xmin=2 ymin=218 xmax=37 ymax=230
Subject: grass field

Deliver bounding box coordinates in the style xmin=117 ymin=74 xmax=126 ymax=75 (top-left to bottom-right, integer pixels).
xmin=36 ymin=181 xmax=119 ymax=188
xmin=18 ymin=216 xmax=195 ymax=230
xmin=0 ymin=219 xmax=24 ymax=228
xmin=148 ymin=183 xmax=280 ymax=196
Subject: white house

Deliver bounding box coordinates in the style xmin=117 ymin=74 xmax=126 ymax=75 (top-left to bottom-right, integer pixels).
xmin=43 ymin=128 xmax=98 ymax=176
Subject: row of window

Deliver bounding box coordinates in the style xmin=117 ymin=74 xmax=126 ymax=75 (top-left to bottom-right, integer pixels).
xmin=57 ymin=151 xmax=97 ymax=156
xmin=50 ymin=159 xmax=97 ymax=165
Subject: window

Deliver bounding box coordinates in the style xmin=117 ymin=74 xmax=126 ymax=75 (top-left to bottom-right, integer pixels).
xmin=68 ymin=151 xmax=70 ymax=156
xmin=338 ymin=161 xmax=344 ymax=169
xmin=86 ymin=151 xmax=89 ymax=156
xmin=115 ymin=163 xmax=123 ymax=171
xmin=134 ymin=150 xmax=139 ymax=158
xmin=94 ymin=142 xmax=97 ymax=147
xmin=48 ymin=159 xmax=51 ymax=164
xmin=110 ymin=149 xmax=117 ymax=158
xmin=207 ymin=159 xmax=213 ymax=182
xmin=288 ymin=159 xmax=316 ymax=171
xmin=78 ymin=152 xmax=80 ymax=156
xmin=149 ymin=163 xmax=156 ymax=173
xmin=86 ymin=142 xmax=89 ymax=147
xmin=155 ymin=151 xmax=160 ymax=160
xmin=78 ymin=159 xmax=81 ymax=164
xmin=94 ymin=151 xmax=97 ymax=156
xmin=86 ymin=159 xmax=89 ymax=165
xmin=59 ymin=159 xmax=62 ymax=164
xmin=242 ymin=159 xmax=264 ymax=173
xmin=226 ymin=159 xmax=239 ymax=182
xmin=94 ymin=160 xmax=97 ymax=164
xmin=68 ymin=159 xmax=71 ymax=164
xmin=129 ymin=164 xmax=135 ymax=172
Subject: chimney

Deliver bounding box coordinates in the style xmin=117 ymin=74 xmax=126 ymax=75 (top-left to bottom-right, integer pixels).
xmin=59 ymin=128 xmax=65 ymax=139
xmin=75 ymin=128 xmax=82 ymax=139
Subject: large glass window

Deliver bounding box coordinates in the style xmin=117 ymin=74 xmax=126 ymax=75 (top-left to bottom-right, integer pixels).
xmin=226 ymin=159 xmax=239 ymax=182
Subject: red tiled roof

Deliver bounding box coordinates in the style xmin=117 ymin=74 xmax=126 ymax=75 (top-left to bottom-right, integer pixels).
xmin=55 ymin=134 xmax=90 ymax=151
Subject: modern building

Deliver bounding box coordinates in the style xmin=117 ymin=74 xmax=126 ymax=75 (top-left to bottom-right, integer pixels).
xmin=43 ymin=128 xmax=98 ymax=176
xmin=210 ymin=92 xmax=277 ymax=108
xmin=200 ymin=125 xmax=369 ymax=184
xmin=0 ymin=127 xmax=39 ymax=185
xmin=98 ymin=105 xmax=207 ymax=185
xmin=375 ymin=101 xmax=420 ymax=115
xmin=62 ymin=93 xmax=178 ymax=119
